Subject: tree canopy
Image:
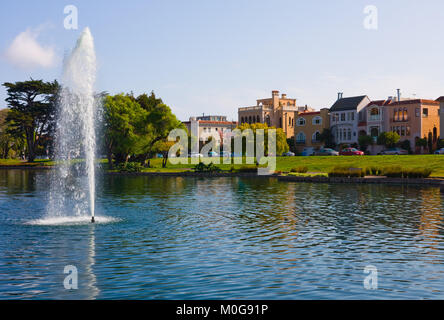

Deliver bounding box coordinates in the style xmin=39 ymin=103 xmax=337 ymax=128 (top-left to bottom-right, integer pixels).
xmin=237 ymin=122 xmax=289 ymax=155
xmin=3 ymin=79 xmax=59 ymax=161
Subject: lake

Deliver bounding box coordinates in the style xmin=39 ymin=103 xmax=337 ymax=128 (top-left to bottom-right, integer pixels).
xmin=0 ymin=169 xmax=443 ymax=299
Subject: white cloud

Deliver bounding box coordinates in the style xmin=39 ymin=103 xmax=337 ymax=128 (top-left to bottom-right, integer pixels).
xmin=4 ymin=28 xmax=56 ymax=69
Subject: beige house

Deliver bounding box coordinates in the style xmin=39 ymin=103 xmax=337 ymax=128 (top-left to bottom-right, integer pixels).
xmin=238 ymin=90 xmax=313 ymax=139
xmin=294 ymin=108 xmax=330 ymax=152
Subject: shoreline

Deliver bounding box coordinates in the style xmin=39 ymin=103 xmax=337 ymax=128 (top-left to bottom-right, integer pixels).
xmin=2 ymin=166 xmax=443 ymax=189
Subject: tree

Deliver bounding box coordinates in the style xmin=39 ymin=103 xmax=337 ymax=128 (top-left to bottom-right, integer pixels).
xmin=377 ymin=132 xmax=400 ymax=148
xmin=3 ymin=79 xmax=59 ymax=162
xmin=319 ymin=128 xmax=336 ymax=149
xmin=358 ymin=134 xmax=373 ymax=153
xmin=103 ymin=94 xmax=148 ymax=168
xmin=152 ymin=140 xmax=175 ymax=168
xmin=136 ymin=93 xmax=186 ymax=164
xmin=237 ymin=123 xmax=289 ymax=155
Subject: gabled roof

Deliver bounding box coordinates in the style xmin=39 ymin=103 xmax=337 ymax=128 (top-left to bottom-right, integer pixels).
xmin=330 ymin=95 xmax=368 ymax=112
xmin=366 ymin=99 xmax=393 ymax=107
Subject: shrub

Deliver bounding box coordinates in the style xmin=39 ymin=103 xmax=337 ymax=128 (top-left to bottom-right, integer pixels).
xmin=290 ymin=166 xmax=308 ymax=173
xmin=403 ymin=168 xmax=432 ymax=178
xmin=194 ymin=162 xmax=221 ymax=173
xmin=364 ymin=166 xmax=383 ymax=176
xmin=328 ymin=166 xmax=364 ymax=178
xmin=382 ymin=166 xmax=403 ymax=178
xmin=116 ymin=162 xmax=143 ymax=173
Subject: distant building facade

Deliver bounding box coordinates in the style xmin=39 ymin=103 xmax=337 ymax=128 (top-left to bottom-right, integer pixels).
xmin=386 ymin=99 xmax=440 ymax=149
xmin=437 ymin=97 xmax=444 ymax=139
xmin=294 ymin=108 xmax=330 ymax=152
xmin=329 ymin=94 xmax=371 ymax=145
xmin=238 ymin=90 xmax=314 ymax=139
xmin=358 ymin=95 xmax=441 ymax=153
xmin=182 ymin=115 xmax=237 ymax=149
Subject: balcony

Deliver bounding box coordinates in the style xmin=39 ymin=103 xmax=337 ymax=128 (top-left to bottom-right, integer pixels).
xmin=238 ymin=105 xmax=272 ymax=112
xmin=391 ymin=117 xmax=409 ymax=122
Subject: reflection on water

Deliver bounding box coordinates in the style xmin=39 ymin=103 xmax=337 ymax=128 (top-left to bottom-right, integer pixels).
xmin=0 ymin=170 xmax=443 ymax=299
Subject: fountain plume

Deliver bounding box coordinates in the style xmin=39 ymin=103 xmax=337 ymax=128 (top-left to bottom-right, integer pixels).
xmin=47 ymin=27 xmax=98 ymax=222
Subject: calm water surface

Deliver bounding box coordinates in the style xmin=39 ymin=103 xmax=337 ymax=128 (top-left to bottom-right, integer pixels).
xmin=0 ymin=170 xmax=443 ymax=299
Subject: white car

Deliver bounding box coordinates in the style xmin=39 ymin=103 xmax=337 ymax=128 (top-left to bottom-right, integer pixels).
xmin=282 ymin=151 xmax=295 ymax=156
xmin=190 ymin=153 xmax=204 ymax=158
xmin=434 ymin=148 xmax=444 ymax=155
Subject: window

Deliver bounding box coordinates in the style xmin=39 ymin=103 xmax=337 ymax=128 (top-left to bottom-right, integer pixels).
xmin=297 ymin=118 xmax=306 ymax=126
xmin=312 ymin=131 xmax=320 ymax=142
xmin=406 ymin=126 xmax=411 ymax=136
xmin=422 ymin=108 xmax=428 ymax=117
xmin=257 ymin=115 xmax=260 ymax=123
xmin=341 ymin=113 xmax=345 ymax=121
xmin=347 ymin=128 xmax=351 ymax=140
xmin=416 ymin=108 xmax=420 ymax=117
xmin=370 ymin=107 xmax=380 ymax=121
xmin=248 ymin=116 xmax=252 ymax=124
xmin=403 ymin=108 xmax=408 ymax=121
xmin=394 ymin=108 xmax=399 ymax=121
xmin=296 ymin=132 xmax=306 ymax=143
xmin=289 ymin=117 xmax=292 ymax=126
xmin=401 ymin=126 xmax=405 ymax=136
xmin=313 ymin=116 xmax=322 ymax=125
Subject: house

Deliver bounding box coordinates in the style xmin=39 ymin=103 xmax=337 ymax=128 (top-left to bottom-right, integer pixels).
xmin=437 ymin=97 xmax=444 ymax=139
xmin=182 ymin=115 xmax=237 ymax=150
xmin=329 ymin=94 xmax=371 ymax=145
xmin=294 ymin=108 xmax=330 ymax=152
xmin=358 ymin=93 xmax=441 ymax=153
xmin=386 ymin=99 xmax=440 ymax=151
xmin=238 ymin=90 xmax=314 ymax=139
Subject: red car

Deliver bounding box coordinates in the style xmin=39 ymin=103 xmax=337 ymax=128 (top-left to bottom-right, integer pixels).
xmin=339 ymin=147 xmax=364 ymax=156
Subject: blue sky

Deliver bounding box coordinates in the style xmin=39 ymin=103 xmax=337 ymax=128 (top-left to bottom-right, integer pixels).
xmin=1 ymin=0 xmax=444 ymax=121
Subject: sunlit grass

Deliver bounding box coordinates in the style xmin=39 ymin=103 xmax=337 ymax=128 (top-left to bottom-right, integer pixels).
xmin=1 ymin=155 xmax=444 ymax=177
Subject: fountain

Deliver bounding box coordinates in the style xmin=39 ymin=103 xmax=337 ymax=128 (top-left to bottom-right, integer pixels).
xmin=47 ymin=27 xmax=98 ymax=223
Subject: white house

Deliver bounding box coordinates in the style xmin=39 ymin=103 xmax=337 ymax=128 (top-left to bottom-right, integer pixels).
xmin=329 ymin=94 xmax=371 ymax=145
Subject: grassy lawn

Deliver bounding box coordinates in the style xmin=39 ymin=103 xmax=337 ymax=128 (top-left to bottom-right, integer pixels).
xmin=0 ymin=159 xmax=54 ymax=166
xmin=145 ymin=155 xmax=444 ymax=177
xmin=1 ymin=155 xmax=444 ymax=177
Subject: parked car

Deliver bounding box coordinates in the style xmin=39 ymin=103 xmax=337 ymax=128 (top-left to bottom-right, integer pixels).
xmin=282 ymin=151 xmax=295 ymax=156
xmin=301 ymin=147 xmax=315 ymax=156
xmin=434 ymin=148 xmax=444 ymax=155
xmin=231 ymin=152 xmax=242 ymax=157
xmin=190 ymin=153 xmax=204 ymax=158
xmin=208 ymin=151 xmax=218 ymax=157
xmin=339 ymin=148 xmax=364 ymax=156
xmin=314 ymin=148 xmax=339 ymax=156
xmin=220 ymin=151 xmax=230 ymax=157
xmin=379 ymin=148 xmax=408 ymax=155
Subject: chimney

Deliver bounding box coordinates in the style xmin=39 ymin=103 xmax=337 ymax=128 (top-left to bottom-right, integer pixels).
xmin=281 ymin=93 xmax=287 ymax=99
xmin=397 ymin=89 xmax=401 ymax=102
xmin=272 ymin=90 xmax=279 ymax=97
